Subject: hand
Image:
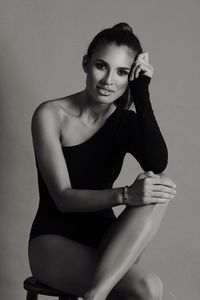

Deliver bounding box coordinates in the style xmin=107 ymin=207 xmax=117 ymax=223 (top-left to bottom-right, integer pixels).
xmin=129 ymin=52 xmax=154 ymax=80
xmin=126 ymin=171 xmax=177 ymax=206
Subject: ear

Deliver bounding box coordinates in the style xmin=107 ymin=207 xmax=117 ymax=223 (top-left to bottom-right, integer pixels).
xmin=82 ymin=55 xmax=89 ymax=73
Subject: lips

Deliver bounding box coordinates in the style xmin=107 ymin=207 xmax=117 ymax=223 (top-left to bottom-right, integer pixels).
xmin=97 ymin=88 xmax=114 ymax=96
xmin=97 ymin=86 xmax=115 ymax=96
xmin=97 ymin=86 xmax=115 ymax=92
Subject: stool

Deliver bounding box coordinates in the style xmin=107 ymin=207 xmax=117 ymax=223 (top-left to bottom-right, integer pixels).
xmin=23 ymin=276 xmax=79 ymax=300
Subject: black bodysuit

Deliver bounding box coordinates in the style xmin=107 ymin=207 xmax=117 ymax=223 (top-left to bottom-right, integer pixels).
xmin=29 ymin=75 xmax=168 ymax=249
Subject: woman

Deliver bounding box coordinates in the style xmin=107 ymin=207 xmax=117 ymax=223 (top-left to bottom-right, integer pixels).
xmin=28 ymin=23 xmax=176 ymax=300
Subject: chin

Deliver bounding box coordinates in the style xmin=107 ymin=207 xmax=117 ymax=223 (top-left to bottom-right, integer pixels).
xmin=88 ymin=87 xmax=123 ymax=105
xmin=94 ymin=95 xmax=117 ymax=105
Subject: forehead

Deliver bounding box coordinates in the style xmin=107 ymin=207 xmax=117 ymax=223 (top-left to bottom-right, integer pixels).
xmin=91 ymin=43 xmax=136 ymax=67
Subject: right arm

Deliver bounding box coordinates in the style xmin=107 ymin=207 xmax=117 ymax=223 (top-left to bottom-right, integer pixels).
xmin=32 ymin=103 xmax=176 ymax=214
xmin=31 ymin=102 xmax=124 ymax=213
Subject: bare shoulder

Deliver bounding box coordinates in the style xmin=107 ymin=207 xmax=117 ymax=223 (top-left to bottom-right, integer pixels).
xmin=32 ymin=95 xmax=78 ymax=129
xmin=31 ymin=93 xmax=84 ymax=148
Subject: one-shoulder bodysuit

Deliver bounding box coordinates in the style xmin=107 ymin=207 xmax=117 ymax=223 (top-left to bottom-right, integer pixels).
xmin=28 ymin=75 xmax=168 ymax=249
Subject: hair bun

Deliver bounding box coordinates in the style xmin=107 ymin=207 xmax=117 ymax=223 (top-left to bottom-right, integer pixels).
xmin=112 ymin=22 xmax=133 ymax=34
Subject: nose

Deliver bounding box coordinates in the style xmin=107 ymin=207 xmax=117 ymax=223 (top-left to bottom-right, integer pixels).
xmin=100 ymin=70 xmax=114 ymax=86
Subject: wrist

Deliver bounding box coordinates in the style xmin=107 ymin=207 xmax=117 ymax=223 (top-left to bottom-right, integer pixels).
xmin=129 ymin=74 xmax=151 ymax=90
xmin=123 ymin=185 xmax=129 ymax=205
xmin=117 ymin=186 xmax=129 ymax=205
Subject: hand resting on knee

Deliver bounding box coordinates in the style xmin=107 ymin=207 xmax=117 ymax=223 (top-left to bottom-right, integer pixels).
xmin=125 ymin=171 xmax=176 ymax=206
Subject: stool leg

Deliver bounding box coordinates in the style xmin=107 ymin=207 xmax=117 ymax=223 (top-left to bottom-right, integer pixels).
xmin=26 ymin=291 xmax=38 ymax=300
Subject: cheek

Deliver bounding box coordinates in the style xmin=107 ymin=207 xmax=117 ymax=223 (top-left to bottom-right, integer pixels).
xmin=112 ymin=80 xmax=128 ymax=101
xmin=86 ymin=70 xmax=98 ymax=87
xmin=92 ymin=70 xmax=104 ymax=83
xmin=116 ymin=78 xmax=128 ymax=92
xmin=88 ymin=67 xmax=102 ymax=80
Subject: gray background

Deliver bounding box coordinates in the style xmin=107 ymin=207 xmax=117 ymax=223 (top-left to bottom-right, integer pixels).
xmin=0 ymin=1 xmax=199 ymax=299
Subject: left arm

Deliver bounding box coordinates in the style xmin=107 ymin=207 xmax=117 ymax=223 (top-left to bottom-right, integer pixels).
xmin=126 ymin=52 xmax=168 ymax=173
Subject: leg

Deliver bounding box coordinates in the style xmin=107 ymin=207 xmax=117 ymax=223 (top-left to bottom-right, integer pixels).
xmin=85 ymin=202 xmax=169 ymax=299
xmin=107 ymin=265 xmax=163 ymax=300
xmin=28 ymin=234 xmax=99 ymax=298
xmin=28 ymin=231 xmax=162 ymax=300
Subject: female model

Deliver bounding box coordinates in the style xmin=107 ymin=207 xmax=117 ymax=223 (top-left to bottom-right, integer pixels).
xmin=28 ymin=23 xmax=177 ymax=300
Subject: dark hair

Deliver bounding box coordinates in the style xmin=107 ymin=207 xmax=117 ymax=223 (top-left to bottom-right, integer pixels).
xmin=86 ymin=23 xmax=143 ymax=109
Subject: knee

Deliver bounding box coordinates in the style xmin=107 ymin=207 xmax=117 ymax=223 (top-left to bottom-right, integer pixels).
xmin=139 ymin=273 xmax=163 ymax=300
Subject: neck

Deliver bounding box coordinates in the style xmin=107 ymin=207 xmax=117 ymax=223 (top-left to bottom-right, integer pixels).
xmin=79 ymin=89 xmax=116 ymax=124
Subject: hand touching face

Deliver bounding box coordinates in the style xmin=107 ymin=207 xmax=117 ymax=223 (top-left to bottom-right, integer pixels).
xmin=129 ymin=52 xmax=154 ymax=81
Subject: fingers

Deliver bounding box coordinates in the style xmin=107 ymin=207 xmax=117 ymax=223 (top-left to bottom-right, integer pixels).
xmin=138 ymin=52 xmax=149 ymax=64
xmin=129 ymin=52 xmax=153 ymax=80
xmin=147 ymin=177 xmax=176 ymax=189
xmin=143 ymin=187 xmax=175 ymax=205
xmin=142 ymin=171 xmax=177 ymax=205
xmin=143 ymin=52 xmax=149 ymax=64
xmin=134 ymin=63 xmax=153 ymax=78
xmin=137 ymin=172 xmax=147 ymax=180
xmin=141 ymin=171 xmax=176 ymax=190
xmin=137 ymin=171 xmax=160 ymax=181
xmin=150 ymin=191 xmax=175 ymax=200
xmin=144 ymin=197 xmax=171 ymax=204
xmin=132 ymin=171 xmax=177 ymax=206
xmin=145 ymin=171 xmax=160 ymax=178
xmin=152 ymin=184 xmax=176 ymax=195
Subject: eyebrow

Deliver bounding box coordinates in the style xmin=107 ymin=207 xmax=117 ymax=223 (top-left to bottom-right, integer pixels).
xmin=96 ymin=59 xmax=131 ymax=70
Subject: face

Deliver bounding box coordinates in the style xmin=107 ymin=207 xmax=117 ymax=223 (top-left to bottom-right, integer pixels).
xmin=83 ymin=43 xmax=136 ymax=105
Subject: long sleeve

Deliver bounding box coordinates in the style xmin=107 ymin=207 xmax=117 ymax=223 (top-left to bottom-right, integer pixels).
xmin=124 ymin=75 xmax=168 ymax=173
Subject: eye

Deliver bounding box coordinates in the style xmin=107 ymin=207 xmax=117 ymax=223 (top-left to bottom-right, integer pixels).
xmin=117 ymin=69 xmax=129 ymax=76
xmin=95 ymin=62 xmax=106 ymax=70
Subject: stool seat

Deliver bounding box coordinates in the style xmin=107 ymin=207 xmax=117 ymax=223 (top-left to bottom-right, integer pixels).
xmin=23 ymin=276 xmax=79 ymax=300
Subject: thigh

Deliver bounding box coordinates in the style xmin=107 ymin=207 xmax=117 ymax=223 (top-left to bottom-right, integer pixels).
xmin=28 ymin=234 xmax=100 ymax=298
xmin=28 ymin=235 xmax=155 ymax=300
